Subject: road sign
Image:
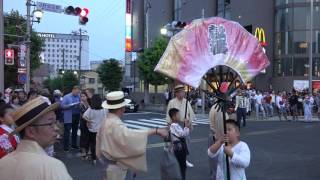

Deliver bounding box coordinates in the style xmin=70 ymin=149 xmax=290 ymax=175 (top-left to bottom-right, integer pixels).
xmin=18 ymin=68 xmax=27 ymax=74
xmin=18 ymin=74 xmax=27 ymax=84
xmin=19 ymin=44 xmax=26 ymax=67
xmin=36 ymin=2 xmax=63 ymax=13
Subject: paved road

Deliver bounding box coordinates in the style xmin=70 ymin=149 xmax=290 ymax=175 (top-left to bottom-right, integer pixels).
xmin=55 ymin=112 xmax=320 ymax=180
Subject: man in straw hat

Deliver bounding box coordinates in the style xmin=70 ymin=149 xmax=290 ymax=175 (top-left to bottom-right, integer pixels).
xmin=166 ymin=84 xmax=195 ymax=167
xmin=96 ymin=91 xmax=168 ymax=180
xmin=0 ymin=97 xmax=72 ymax=180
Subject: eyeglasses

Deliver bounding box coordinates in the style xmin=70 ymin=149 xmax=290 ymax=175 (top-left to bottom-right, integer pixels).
xmin=31 ymin=121 xmax=60 ymax=128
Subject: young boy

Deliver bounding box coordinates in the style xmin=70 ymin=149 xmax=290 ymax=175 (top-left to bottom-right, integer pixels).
xmin=208 ymin=119 xmax=251 ymax=180
xmin=169 ymin=108 xmax=191 ymax=180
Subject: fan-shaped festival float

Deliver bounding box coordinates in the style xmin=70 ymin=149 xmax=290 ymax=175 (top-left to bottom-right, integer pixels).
xmin=155 ymin=17 xmax=270 ymax=180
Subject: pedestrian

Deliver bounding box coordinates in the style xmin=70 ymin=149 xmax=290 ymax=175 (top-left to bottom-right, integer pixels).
xmin=264 ymin=92 xmax=273 ymax=117
xmin=208 ymin=119 xmax=251 ymax=180
xmin=303 ymin=95 xmax=313 ymax=122
xmin=169 ymin=108 xmax=190 ymax=180
xmin=314 ymin=91 xmax=320 ymax=120
xmin=289 ymin=91 xmax=299 ymax=121
xmin=0 ymin=103 xmax=19 ymax=158
xmin=18 ymin=90 xmax=27 ymax=105
xmin=235 ymin=90 xmax=250 ymax=127
xmin=61 ymin=86 xmax=81 ymax=151
xmin=208 ymin=104 xmax=229 ymax=180
xmin=11 ymin=94 xmax=21 ymax=110
xmin=27 ymin=89 xmax=38 ymax=101
xmin=276 ymin=93 xmax=288 ymax=121
xmin=165 ymin=89 xmax=170 ymax=105
xmin=0 ymin=97 xmax=72 ymax=180
xmin=255 ymin=91 xmax=265 ymax=118
xmin=96 ymin=91 xmax=168 ymax=180
xmin=166 ymin=84 xmax=195 ymax=168
xmin=79 ymin=92 xmax=90 ymax=159
xmin=82 ymin=94 xmax=106 ymax=165
xmin=53 ymin=90 xmax=63 ymax=123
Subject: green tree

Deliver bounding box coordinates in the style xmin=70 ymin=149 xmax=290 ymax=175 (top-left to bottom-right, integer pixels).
xmin=43 ymin=72 xmax=77 ymax=94
xmin=138 ymin=37 xmax=168 ymax=103
xmin=4 ymin=10 xmax=43 ymax=88
xmin=97 ymin=59 xmax=123 ymax=91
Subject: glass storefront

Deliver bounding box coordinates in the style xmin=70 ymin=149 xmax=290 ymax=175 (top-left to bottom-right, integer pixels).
xmin=274 ymin=0 xmax=320 ymax=77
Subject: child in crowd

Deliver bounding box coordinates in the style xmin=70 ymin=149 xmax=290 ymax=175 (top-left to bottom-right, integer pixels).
xmin=83 ymin=94 xmax=107 ymax=165
xmin=0 ymin=103 xmax=19 ymax=158
xmin=169 ymin=108 xmax=191 ymax=180
xmin=208 ymin=119 xmax=251 ymax=180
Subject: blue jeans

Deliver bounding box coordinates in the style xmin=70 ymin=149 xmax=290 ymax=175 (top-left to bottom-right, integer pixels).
xmin=255 ymin=104 xmax=266 ymax=118
xmin=237 ymin=108 xmax=247 ymax=127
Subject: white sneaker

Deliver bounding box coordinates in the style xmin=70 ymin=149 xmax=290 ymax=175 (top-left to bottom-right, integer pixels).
xmin=186 ymin=160 xmax=194 ymax=168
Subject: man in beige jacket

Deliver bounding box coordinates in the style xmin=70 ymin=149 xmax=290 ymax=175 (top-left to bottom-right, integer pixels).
xmin=0 ymin=97 xmax=72 ymax=180
xmin=97 ymin=91 xmax=167 ymax=180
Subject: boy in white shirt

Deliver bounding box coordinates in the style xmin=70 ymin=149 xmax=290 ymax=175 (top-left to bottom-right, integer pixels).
xmin=169 ymin=108 xmax=191 ymax=180
xmin=208 ymin=119 xmax=251 ymax=180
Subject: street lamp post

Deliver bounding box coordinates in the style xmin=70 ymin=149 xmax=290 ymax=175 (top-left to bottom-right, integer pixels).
xmin=26 ymin=0 xmax=43 ymax=92
xmin=0 ymin=0 xmax=4 ymax=93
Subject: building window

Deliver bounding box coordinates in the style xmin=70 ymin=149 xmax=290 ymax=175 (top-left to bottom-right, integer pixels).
xmin=52 ymin=39 xmax=55 ymax=42
xmin=74 ymin=40 xmax=76 ymax=43
xmin=61 ymin=45 xmax=64 ymax=47
xmin=293 ymin=58 xmax=308 ymax=76
xmin=52 ymin=44 xmax=55 ymax=47
xmin=293 ymin=31 xmax=308 ymax=54
xmin=275 ymin=8 xmax=293 ymax=32
xmin=57 ymin=39 xmax=59 ymax=42
xmin=74 ymin=50 xmax=76 ymax=53
xmin=274 ymin=58 xmax=293 ymax=77
xmin=48 ymin=44 xmax=51 ymax=47
xmin=48 ymin=54 xmax=50 ymax=57
xmin=74 ymin=45 xmax=76 ymax=48
xmin=66 ymin=45 xmax=68 ymax=48
xmin=89 ymin=78 xmax=95 ymax=84
xmin=61 ymin=39 xmax=64 ymax=42
xmin=48 ymin=38 xmax=50 ymax=42
xmin=293 ymin=7 xmax=310 ymax=30
xmin=57 ymin=44 xmax=59 ymax=47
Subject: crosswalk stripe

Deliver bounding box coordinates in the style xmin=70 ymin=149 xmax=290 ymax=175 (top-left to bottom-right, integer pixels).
xmin=125 ymin=120 xmax=167 ymax=128
xmin=124 ymin=123 xmax=149 ymax=130
xmin=151 ymin=118 xmax=167 ymax=122
xmin=137 ymin=119 xmax=168 ymax=125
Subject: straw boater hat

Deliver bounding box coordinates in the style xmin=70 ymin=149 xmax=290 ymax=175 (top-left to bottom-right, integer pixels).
xmin=12 ymin=97 xmax=59 ymax=134
xmin=174 ymin=84 xmax=185 ymax=92
xmin=102 ymin=91 xmax=131 ymax=109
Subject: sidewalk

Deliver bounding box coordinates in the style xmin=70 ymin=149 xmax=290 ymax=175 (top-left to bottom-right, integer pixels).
xmin=195 ymin=113 xmax=320 ymax=122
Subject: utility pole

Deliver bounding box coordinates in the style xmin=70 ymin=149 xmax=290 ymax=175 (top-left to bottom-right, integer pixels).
xmin=309 ymin=0 xmax=314 ymax=93
xmin=79 ymin=28 xmax=82 ymax=87
xmin=26 ymin=0 xmax=31 ymax=92
xmin=0 ymin=0 xmax=4 ymax=93
xmin=72 ymin=29 xmax=86 ymax=87
xmin=62 ymin=48 xmax=65 ymax=72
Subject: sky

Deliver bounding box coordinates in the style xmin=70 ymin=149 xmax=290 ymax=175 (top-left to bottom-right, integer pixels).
xmin=4 ymin=0 xmax=126 ymax=62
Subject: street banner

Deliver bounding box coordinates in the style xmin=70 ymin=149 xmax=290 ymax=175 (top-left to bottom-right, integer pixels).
xmin=155 ymin=17 xmax=270 ymax=88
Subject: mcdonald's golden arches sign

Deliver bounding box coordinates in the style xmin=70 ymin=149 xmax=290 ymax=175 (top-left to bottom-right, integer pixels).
xmin=254 ymin=27 xmax=267 ymax=46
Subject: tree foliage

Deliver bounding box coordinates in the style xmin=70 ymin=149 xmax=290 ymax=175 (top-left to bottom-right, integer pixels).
xmin=97 ymin=59 xmax=123 ymax=91
xmin=4 ymin=10 xmax=43 ymax=88
xmin=137 ymin=37 xmax=168 ymax=86
xmin=43 ymin=72 xmax=78 ymax=94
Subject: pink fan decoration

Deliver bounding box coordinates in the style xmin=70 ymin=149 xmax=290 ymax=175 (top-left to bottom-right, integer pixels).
xmin=155 ymin=17 xmax=270 ymax=88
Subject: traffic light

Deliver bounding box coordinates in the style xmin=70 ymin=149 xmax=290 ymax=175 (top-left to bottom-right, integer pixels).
xmin=5 ymin=49 xmax=14 ymax=65
xmin=64 ymin=6 xmax=89 ymax=25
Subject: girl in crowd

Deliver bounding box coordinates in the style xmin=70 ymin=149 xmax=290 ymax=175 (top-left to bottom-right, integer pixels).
xmin=0 ymin=103 xmax=20 ymax=158
xmin=83 ymin=94 xmax=107 ymax=164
